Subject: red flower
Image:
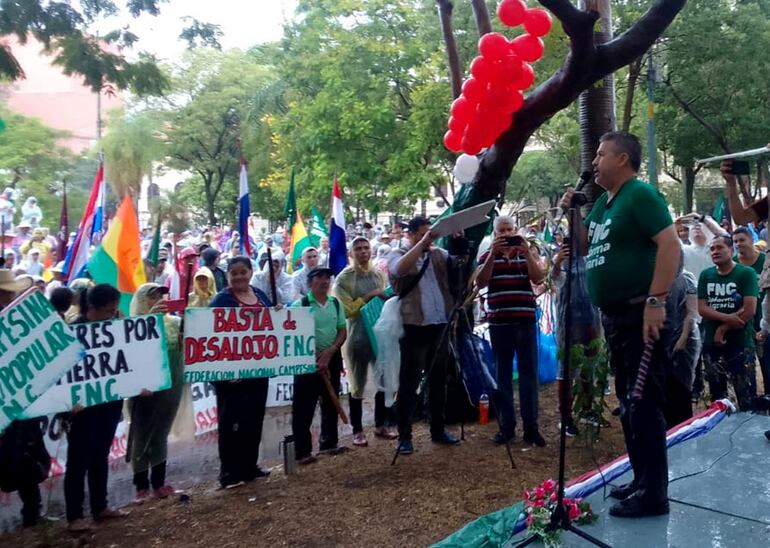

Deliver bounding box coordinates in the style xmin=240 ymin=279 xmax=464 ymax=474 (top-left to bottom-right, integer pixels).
xmin=568 ymin=504 xmax=581 ymax=521
xmin=542 ymin=479 xmax=557 ymax=492
xmin=535 ymin=487 xmax=546 ymax=499
xmin=527 ymin=515 xmax=534 ymax=526
xmin=550 ymin=492 xmax=557 ymax=502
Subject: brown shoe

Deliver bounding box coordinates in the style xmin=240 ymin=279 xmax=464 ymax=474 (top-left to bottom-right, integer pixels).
xmin=374 ymin=426 xmax=398 ymax=440
xmin=352 ymin=432 xmax=368 ymax=447
xmin=67 ymin=519 xmax=93 ymax=533
xmin=95 ymin=508 xmax=129 ymax=521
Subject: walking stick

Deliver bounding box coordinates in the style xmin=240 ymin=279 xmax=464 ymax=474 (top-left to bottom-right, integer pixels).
xmin=0 ymin=215 xmax=5 ymax=269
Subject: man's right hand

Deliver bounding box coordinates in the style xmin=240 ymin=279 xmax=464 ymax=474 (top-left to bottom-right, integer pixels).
xmin=489 ymin=235 xmax=509 ymax=256
xmin=720 ymin=160 xmax=737 ymax=185
xmin=559 ymin=189 xmax=576 ymax=210
xmin=419 ymin=229 xmax=435 ymax=251
xmin=724 ymin=313 xmax=745 ymax=329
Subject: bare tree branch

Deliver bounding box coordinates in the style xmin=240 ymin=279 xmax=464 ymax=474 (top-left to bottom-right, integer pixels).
xmin=470 ymin=0 xmax=688 ymax=200
xmin=469 ymin=0 xmax=493 ymax=36
xmin=436 ymin=0 xmax=463 ymax=99
xmin=663 ymin=76 xmax=731 ymax=153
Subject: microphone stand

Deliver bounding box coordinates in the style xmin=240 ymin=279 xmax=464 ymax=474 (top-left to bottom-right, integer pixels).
xmin=512 ymin=204 xmax=610 ymax=548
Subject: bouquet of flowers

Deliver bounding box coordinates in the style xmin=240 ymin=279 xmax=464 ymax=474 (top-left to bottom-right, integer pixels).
xmin=522 ymin=479 xmax=597 ymax=547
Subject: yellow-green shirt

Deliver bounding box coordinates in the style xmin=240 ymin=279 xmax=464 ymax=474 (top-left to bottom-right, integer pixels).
xmin=291 ymin=291 xmax=346 ymax=350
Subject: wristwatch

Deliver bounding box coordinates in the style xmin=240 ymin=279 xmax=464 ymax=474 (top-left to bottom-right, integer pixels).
xmin=646 ymin=296 xmax=666 ymax=308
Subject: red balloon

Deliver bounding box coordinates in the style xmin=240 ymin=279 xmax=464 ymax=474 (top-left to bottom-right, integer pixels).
xmin=500 ymin=53 xmax=523 ymax=84
xmin=524 ymin=8 xmax=553 ymax=37
xmin=513 ymin=63 xmax=535 ymax=90
xmin=444 ymin=130 xmax=463 ymax=152
xmin=470 ymin=56 xmax=495 ymax=83
xmin=485 ymin=82 xmax=514 ymax=106
xmin=450 ymin=96 xmax=475 ymax=123
xmin=461 ymin=135 xmax=483 ymax=156
xmin=461 ymin=78 xmax=485 ymax=103
xmin=447 ymin=116 xmax=466 ymax=132
xmin=500 ymin=90 xmax=525 ymax=113
xmin=497 ymin=0 xmax=527 ymax=28
xmin=479 ymin=32 xmax=510 ymax=62
xmin=462 ymin=124 xmax=485 ymax=155
xmin=511 ymin=34 xmax=545 ymax=63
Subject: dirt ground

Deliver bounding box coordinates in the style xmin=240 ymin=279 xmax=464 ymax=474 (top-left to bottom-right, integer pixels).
xmin=6 ymin=383 xmax=637 ymax=548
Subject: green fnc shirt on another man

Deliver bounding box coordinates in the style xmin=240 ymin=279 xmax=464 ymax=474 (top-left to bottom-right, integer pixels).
xmin=733 ymin=252 xmax=765 ymax=331
xmin=291 ymin=292 xmax=346 ymax=351
xmin=584 ymin=178 xmax=673 ymax=309
xmin=698 ymin=264 xmax=759 ymax=348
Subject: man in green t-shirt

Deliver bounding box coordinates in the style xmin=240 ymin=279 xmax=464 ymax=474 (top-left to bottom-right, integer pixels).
xmin=733 ymin=226 xmax=768 ymax=395
xmin=698 ymin=234 xmax=758 ymax=411
xmin=290 ymin=267 xmax=347 ymax=464
xmin=561 ymin=132 xmax=680 ymax=519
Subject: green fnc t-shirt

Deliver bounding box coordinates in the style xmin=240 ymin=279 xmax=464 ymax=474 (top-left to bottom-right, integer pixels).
xmin=733 ymin=253 xmax=765 ymax=330
xmin=584 ymin=178 xmax=672 ymax=308
xmin=697 ymin=264 xmax=759 ymax=348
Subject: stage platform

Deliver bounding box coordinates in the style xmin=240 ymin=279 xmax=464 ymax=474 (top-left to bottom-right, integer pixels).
xmin=507 ymin=412 xmax=770 ymax=547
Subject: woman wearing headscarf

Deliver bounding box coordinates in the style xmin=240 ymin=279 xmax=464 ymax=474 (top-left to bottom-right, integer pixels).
xmin=126 ymin=284 xmax=186 ymax=503
xmin=210 ymin=256 xmax=275 ymax=488
xmin=21 ymin=197 xmax=42 ymax=228
xmin=64 ymin=284 xmax=127 ymax=533
xmin=251 ymin=249 xmax=294 ymax=305
xmin=188 ymin=267 xmax=217 ymax=307
xmin=64 ymin=278 xmax=93 ymax=324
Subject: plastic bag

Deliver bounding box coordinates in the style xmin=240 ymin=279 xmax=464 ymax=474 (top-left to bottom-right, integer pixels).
xmin=374 ymin=297 xmax=403 ymax=406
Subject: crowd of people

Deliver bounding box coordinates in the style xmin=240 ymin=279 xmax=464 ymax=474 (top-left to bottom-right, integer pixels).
xmin=1 ymin=131 xmax=770 ymax=533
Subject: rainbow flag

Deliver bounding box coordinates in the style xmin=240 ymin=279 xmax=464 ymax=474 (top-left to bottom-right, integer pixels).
xmin=86 ymin=195 xmax=146 ymax=314
xmin=284 ymin=169 xmax=311 ymax=273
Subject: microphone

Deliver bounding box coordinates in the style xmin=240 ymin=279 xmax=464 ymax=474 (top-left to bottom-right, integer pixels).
xmin=567 ymin=171 xmax=593 ymax=210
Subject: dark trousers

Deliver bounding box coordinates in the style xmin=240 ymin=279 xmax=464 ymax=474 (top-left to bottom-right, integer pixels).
xmin=602 ymin=303 xmax=669 ymax=505
xmin=133 ymin=461 xmax=166 ymax=491
xmin=18 ymin=482 xmax=41 ymax=527
xmin=213 ymin=378 xmax=269 ymax=487
xmin=703 ymin=344 xmax=756 ymax=411
xmin=292 ymin=350 xmax=343 ymax=458
xmin=663 ymin=371 xmax=693 ymax=428
xmin=397 ymin=324 xmax=449 ymax=441
xmin=64 ymin=401 xmax=123 ymax=521
xmin=757 ymin=338 xmax=770 ymax=395
xmin=489 ymin=322 xmax=539 ymax=435
xmin=350 ymin=391 xmax=391 ymax=433
xmin=4 ymin=419 xmax=48 ymax=527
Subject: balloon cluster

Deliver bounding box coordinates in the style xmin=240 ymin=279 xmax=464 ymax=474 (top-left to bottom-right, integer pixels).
xmin=443 ymin=0 xmax=553 ymax=156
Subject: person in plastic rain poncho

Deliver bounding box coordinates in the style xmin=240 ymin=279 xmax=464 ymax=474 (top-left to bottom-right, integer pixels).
xmin=20 ymin=197 xmax=43 ymax=229
xmin=0 ymin=188 xmax=15 ymax=232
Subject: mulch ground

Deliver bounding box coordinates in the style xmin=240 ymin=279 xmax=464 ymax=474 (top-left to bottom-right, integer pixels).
xmin=6 ymin=383 xmax=651 ymax=548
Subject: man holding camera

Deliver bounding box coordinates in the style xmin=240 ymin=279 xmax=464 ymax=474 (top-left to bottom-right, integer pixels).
xmin=476 ymin=216 xmax=546 ymax=447
xmin=561 ymin=132 xmax=680 ymax=518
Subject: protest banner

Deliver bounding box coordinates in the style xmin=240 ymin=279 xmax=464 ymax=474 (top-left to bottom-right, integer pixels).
xmin=22 ymin=314 xmax=171 ymax=417
xmin=0 ymin=289 xmax=85 ymax=432
xmin=183 ymin=307 xmax=316 ymax=382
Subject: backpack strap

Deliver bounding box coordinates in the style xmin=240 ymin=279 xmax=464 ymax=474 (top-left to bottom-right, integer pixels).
xmin=302 ymin=294 xmax=341 ymax=317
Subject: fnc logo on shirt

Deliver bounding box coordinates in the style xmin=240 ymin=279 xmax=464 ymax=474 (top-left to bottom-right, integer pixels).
xmin=586 ymin=219 xmax=612 ymax=269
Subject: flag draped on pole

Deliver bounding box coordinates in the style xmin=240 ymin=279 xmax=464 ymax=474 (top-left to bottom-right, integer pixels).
xmin=147 ymin=209 xmax=162 ymax=267
xmin=63 ymin=163 xmax=105 ymax=283
xmin=309 ymin=207 xmax=329 ymax=247
xmin=86 ymin=195 xmax=146 ymax=314
xmin=713 ymin=193 xmax=725 ymax=223
xmin=57 ymin=181 xmax=69 ymax=262
xmin=238 ymin=156 xmax=252 ymax=257
xmin=284 ymin=169 xmax=311 ymax=273
xmin=329 ymin=177 xmax=347 ymax=275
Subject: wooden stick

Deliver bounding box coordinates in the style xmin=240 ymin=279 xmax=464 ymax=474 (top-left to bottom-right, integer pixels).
xmin=321 ymin=368 xmax=349 ymax=424
xmin=266 ymin=246 xmax=278 ymax=306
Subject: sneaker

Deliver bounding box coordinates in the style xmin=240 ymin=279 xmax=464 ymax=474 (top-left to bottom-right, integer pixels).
xmin=297 ymin=455 xmax=318 ymax=465
xmin=95 ymin=507 xmax=129 ymax=521
xmin=153 ymin=485 xmax=176 ymax=499
xmin=223 ymin=480 xmax=245 ymax=490
xmin=374 ymin=426 xmax=398 ymax=440
xmin=523 ymin=429 xmax=546 ymax=447
xmin=352 ymin=432 xmax=368 ymax=447
xmin=254 ymin=467 xmax=271 ymax=478
xmin=559 ymin=421 xmax=579 ymax=437
xmin=431 ymin=431 xmax=461 ymax=445
xmin=493 ymin=430 xmax=515 ymax=445
xmin=133 ymin=489 xmax=152 ymax=504
xmin=397 ymin=439 xmax=414 ymax=454
xmin=67 ymin=519 xmax=92 ymax=533
xmin=609 ymin=494 xmax=669 ymax=518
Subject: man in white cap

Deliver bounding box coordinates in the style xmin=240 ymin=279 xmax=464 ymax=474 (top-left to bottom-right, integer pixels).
xmin=23 ymin=249 xmax=43 ymax=277
xmin=0 ymin=271 xmax=50 ymax=528
xmin=46 ymin=261 xmax=66 ymax=297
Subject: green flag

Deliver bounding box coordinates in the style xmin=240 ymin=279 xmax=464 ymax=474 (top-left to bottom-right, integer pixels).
xmin=309 ymin=207 xmax=329 ymax=247
xmin=713 ymin=193 xmax=725 ymax=223
xmin=148 ymin=209 xmax=162 ymax=266
xmin=543 ymin=223 xmax=552 ymax=243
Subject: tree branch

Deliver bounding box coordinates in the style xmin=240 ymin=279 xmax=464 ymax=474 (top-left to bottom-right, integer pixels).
xmin=436 ymin=0 xmax=463 ymax=99
xmin=664 ymin=77 xmax=731 ymax=153
xmin=469 ymin=0 xmax=688 ymax=200
xmin=469 ymin=0 xmax=493 ymax=36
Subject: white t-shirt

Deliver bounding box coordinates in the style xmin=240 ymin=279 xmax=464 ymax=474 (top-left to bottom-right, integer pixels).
xmin=682 ymin=242 xmax=712 ymax=279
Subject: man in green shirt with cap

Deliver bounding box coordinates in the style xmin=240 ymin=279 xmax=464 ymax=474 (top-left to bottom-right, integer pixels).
xmin=561 ymin=131 xmax=680 ymax=518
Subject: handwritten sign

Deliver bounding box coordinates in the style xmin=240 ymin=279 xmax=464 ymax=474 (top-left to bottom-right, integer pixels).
xmin=23 ymin=314 xmax=171 ymax=417
xmin=183 ymin=307 xmax=316 ymax=382
xmin=0 ymin=289 xmax=85 ymax=431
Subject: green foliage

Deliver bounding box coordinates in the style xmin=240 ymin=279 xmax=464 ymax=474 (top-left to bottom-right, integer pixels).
xmin=566 ymin=338 xmax=611 ymax=443
xmin=508 ymin=150 xmax=576 ymax=211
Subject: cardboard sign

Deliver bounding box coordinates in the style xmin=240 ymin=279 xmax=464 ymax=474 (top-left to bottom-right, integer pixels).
xmin=0 ymin=289 xmax=85 ymax=431
xmin=23 ymin=314 xmax=171 ymax=417
xmin=183 ymin=307 xmax=316 ymax=382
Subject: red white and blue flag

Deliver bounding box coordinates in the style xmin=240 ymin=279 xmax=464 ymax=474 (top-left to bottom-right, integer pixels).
xmin=238 ymin=156 xmax=251 ymax=257
xmin=329 ymin=177 xmax=347 ymax=275
xmin=63 ymin=163 xmax=105 ymax=283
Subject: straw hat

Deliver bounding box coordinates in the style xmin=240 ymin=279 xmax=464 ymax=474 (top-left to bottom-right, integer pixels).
xmin=0 ymin=270 xmax=33 ymax=292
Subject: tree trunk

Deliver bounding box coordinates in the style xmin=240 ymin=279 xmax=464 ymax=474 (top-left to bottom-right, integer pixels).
xmin=437 ymin=0 xmax=463 ymax=99
xmin=203 ymin=174 xmax=217 ymax=226
xmin=578 ymin=0 xmax=616 ymax=206
xmin=683 ymin=165 xmax=695 ymax=213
